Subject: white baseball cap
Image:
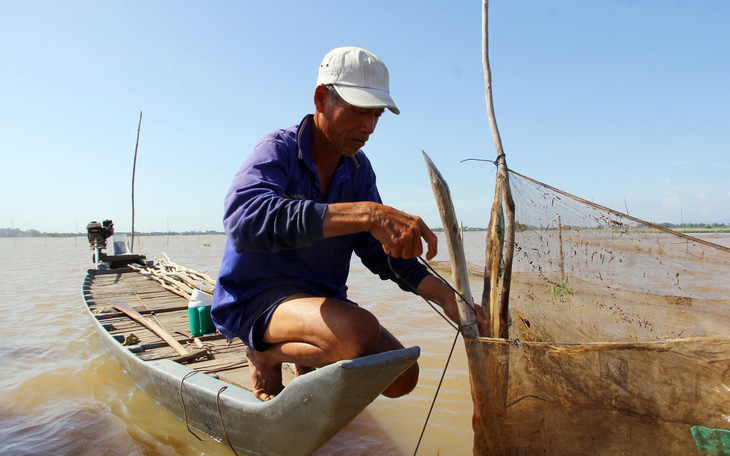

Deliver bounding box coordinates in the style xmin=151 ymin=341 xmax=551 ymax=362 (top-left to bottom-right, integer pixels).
xmin=316 ymin=47 xmax=400 ymax=115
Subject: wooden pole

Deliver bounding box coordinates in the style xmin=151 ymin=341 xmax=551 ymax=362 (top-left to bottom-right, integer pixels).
xmin=423 ymin=153 xmax=477 ymax=333
xmin=482 ymin=0 xmax=503 ymax=161
xmin=479 ymin=1 xmax=517 ymax=447
xmin=497 ymin=176 xmax=515 ymax=340
xmin=558 ymin=215 xmax=565 ymax=284
xmin=482 ymin=0 xmax=515 ymax=340
xmin=131 ymin=111 xmax=142 ymax=252
xmin=112 ymin=301 xmax=209 ymax=363
xmin=483 ymin=184 xmax=502 ymax=337
xmin=423 ymin=152 xmax=507 ymax=455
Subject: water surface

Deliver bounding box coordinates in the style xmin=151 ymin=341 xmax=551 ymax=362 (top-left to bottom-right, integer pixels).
xmin=0 ymin=233 xmax=485 ymax=455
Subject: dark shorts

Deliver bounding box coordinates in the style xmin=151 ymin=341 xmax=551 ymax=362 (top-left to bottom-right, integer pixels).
xmin=242 ymin=291 xmax=359 ymax=352
xmin=247 ymin=295 xmax=289 ymax=352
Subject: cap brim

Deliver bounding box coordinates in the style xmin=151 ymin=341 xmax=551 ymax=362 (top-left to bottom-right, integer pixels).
xmin=333 ymin=85 xmax=400 ymax=115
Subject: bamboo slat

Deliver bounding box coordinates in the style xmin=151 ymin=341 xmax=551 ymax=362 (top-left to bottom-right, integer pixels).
xmin=423 ymin=152 xmax=507 ymax=455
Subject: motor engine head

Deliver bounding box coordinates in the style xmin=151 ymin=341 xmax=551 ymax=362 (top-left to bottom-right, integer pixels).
xmin=87 ymin=219 xmax=114 ymax=250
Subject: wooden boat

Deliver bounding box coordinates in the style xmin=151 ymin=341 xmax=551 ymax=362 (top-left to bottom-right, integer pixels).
xmin=81 ymin=220 xmax=420 ymax=456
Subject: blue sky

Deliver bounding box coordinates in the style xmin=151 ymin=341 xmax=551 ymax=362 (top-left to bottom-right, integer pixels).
xmin=2 ymin=1 xmax=728 ymax=233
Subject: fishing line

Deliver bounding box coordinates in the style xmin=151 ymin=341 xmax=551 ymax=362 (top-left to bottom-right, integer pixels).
xmin=386 ymin=254 xmax=481 ymax=328
xmin=416 ymin=256 xmax=480 ymax=321
xmin=385 ymin=253 xmax=479 ymax=455
xmin=413 ymin=329 xmax=460 ymax=456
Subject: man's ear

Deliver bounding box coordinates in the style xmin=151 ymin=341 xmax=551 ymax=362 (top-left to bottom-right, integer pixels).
xmin=314 ymin=85 xmax=328 ymax=113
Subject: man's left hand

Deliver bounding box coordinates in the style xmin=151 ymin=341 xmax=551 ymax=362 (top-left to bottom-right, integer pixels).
xmin=416 ymin=275 xmax=490 ymax=336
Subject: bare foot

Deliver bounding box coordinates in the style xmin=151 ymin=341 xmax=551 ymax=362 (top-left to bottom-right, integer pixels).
xmin=246 ymin=346 xmax=284 ymax=401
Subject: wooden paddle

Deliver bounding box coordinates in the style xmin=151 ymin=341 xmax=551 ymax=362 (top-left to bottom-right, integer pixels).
xmin=111 ymin=301 xmax=209 ymax=363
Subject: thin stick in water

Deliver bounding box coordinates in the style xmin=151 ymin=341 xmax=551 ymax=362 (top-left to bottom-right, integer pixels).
xmin=131 ymin=111 xmax=142 ymax=252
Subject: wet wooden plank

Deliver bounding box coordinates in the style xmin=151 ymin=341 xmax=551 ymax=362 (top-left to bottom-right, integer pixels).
xmin=85 ymin=269 xmax=256 ymax=390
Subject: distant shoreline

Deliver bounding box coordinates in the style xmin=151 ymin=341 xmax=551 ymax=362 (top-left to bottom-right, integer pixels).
xmin=0 ymin=229 xmax=225 ymax=238
xmin=2 ymin=224 xmax=728 ymax=238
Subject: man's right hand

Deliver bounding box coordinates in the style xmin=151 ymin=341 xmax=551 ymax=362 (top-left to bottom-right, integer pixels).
xmin=322 ymin=202 xmax=438 ymax=260
xmin=367 ymin=204 xmax=437 ymax=260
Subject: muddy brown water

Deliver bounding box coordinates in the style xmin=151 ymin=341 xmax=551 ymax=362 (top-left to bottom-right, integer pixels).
xmin=3 ymin=231 xmax=727 ymax=455
xmin=0 ymin=233 xmax=481 ymax=455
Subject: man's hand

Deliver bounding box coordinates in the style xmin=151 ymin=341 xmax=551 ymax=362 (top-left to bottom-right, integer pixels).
xmin=416 ymin=275 xmax=490 ymax=336
xmin=322 ymin=202 xmax=437 ymax=260
xmin=368 ymin=204 xmax=437 ymax=260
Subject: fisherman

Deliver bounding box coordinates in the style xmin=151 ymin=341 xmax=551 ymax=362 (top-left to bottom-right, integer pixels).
xmin=212 ymin=47 xmax=485 ymax=401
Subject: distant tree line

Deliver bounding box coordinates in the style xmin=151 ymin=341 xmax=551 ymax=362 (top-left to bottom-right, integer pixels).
xmin=133 ymin=230 xmax=225 ymax=236
xmin=3 ymin=222 xmax=727 ymax=238
xmin=0 ymin=228 xmax=224 ymax=238
xmin=657 ymin=222 xmax=728 ymax=229
xmin=513 ymin=221 xmax=729 ymax=233
xmin=431 ymin=226 xmax=487 ymax=232
xmin=1 ymin=228 xmax=50 ymax=237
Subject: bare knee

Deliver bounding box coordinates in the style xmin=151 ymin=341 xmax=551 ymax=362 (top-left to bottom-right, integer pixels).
xmin=332 ymin=307 xmax=382 ymax=360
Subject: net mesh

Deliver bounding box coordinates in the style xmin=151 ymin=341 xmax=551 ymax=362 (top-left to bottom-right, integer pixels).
xmin=482 ymin=170 xmax=730 ymax=455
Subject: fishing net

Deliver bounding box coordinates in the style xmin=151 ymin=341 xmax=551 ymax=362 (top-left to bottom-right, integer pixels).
xmin=481 ymin=170 xmax=730 ymax=455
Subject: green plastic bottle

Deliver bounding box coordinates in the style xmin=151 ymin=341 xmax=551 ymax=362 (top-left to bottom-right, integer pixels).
xmin=188 ymin=289 xmax=214 ymax=336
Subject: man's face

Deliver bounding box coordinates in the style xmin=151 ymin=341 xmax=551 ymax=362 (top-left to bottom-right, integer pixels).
xmin=321 ymin=94 xmax=385 ymax=157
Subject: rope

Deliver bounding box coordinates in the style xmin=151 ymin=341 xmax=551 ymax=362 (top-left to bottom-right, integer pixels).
xmin=179 ymin=371 xmax=203 ymax=441
xmin=216 ymin=386 xmax=241 ymax=456
xmin=460 ymin=152 xmax=505 ymax=168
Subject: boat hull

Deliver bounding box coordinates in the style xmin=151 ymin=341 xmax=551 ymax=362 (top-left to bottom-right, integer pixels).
xmin=82 ymin=271 xmax=420 ymax=455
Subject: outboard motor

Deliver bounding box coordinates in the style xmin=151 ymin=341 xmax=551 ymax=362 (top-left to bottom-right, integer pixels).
xmin=87 ymin=220 xmax=114 ymax=264
xmin=87 ymin=220 xmax=114 ymax=250
xmin=86 ymin=219 xmax=146 ymax=271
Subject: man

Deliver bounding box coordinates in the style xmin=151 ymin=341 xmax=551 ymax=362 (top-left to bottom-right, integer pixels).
xmin=212 ymin=47 xmax=468 ymax=401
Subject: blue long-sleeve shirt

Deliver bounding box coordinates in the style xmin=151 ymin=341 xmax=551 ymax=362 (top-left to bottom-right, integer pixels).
xmin=212 ymin=115 xmax=429 ymax=341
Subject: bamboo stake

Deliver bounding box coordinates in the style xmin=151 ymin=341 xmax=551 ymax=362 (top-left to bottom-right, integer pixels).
xmin=558 ymin=215 xmax=565 ymax=284
xmin=423 ymin=153 xmax=477 ymax=334
xmin=482 ymin=0 xmax=515 ymax=340
xmin=423 ymin=152 xmax=507 ymax=455
xmin=131 ymin=111 xmax=142 ymax=252
xmin=483 ymin=185 xmax=503 ymax=338
xmin=497 ymin=174 xmax=515 ymax=340
xmin=482 ymin=0 xmax=503 ymax=160
xmin=478 ymin=2 xmax=518 ymax=452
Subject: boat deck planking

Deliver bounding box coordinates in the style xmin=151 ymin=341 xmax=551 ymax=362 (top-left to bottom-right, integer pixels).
xmin=84 ymin=269 xmax=293 ymax=393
